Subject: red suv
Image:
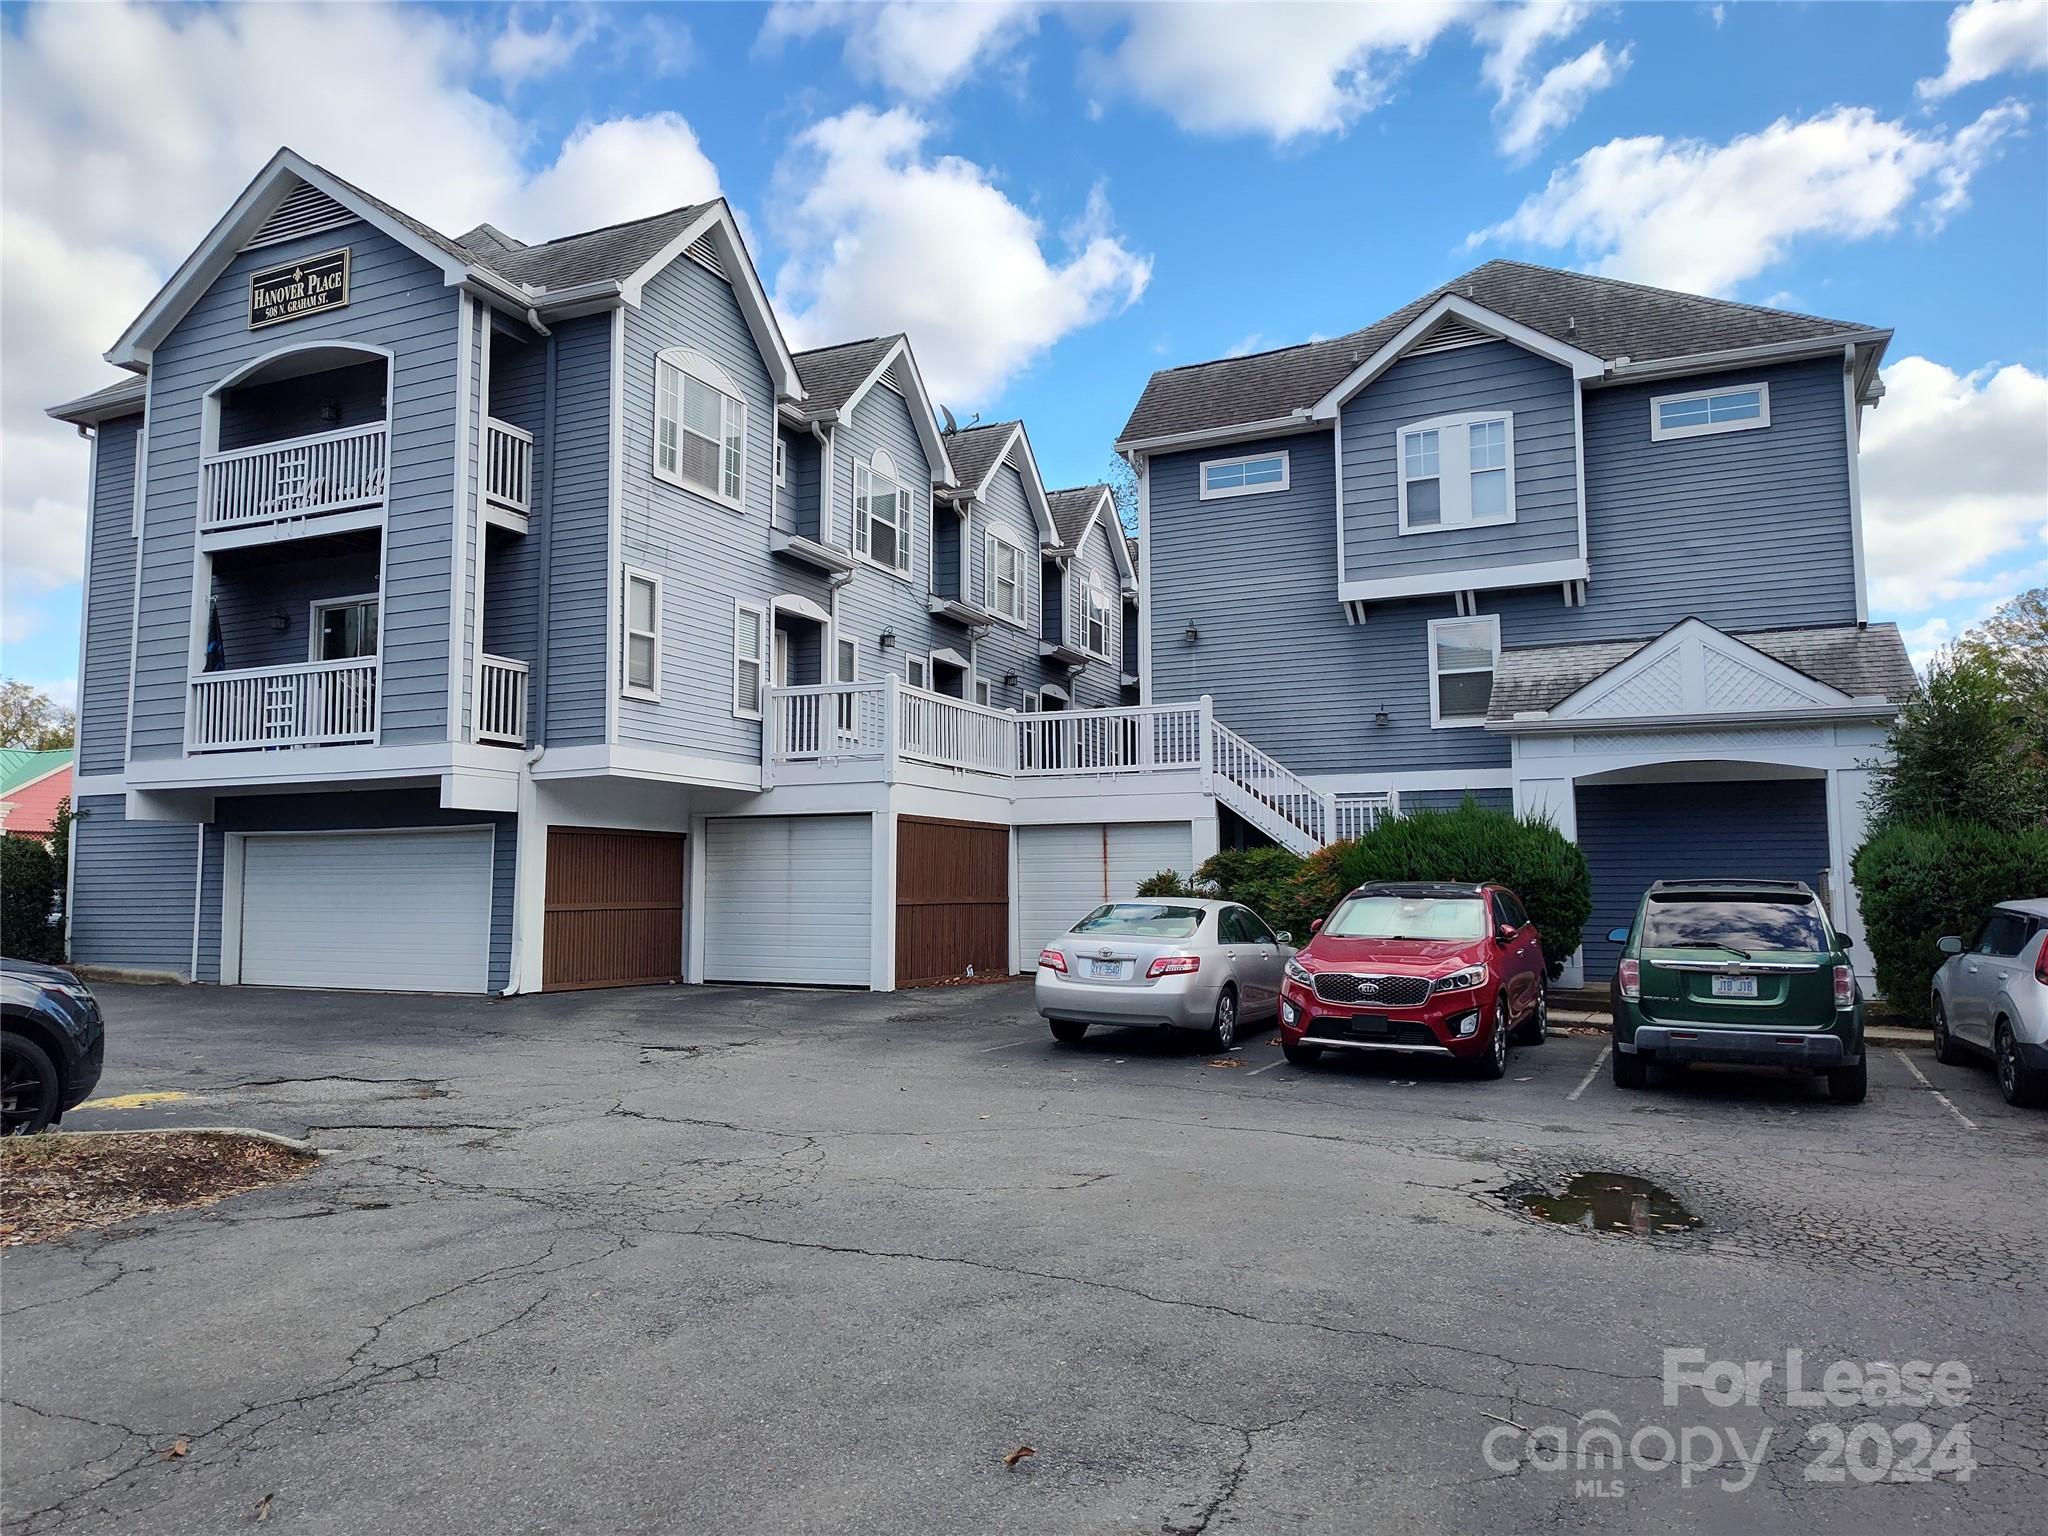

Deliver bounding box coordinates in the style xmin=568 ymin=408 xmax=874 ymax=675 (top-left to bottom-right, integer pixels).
xmin=1278 ymin=882 xmax=1548 ymax=1079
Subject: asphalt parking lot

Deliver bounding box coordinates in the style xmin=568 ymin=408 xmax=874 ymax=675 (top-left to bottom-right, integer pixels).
xmin=6 ymin=979 xmax=2046 ymax=1534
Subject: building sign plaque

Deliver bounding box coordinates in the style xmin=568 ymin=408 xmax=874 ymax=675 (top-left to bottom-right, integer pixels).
xmin=248 ymin=248 xmax=351 ymax=329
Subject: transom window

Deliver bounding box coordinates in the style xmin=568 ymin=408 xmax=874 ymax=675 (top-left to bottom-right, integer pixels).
xmin=311 ymin=596 xmax=378 ymax=662
xmin=623 ymin=568 xmax=662 ymax=700
xmin=1650 ymin=383 xmax=1771 ymax=442
xmin=1399 ymin=412 xmax=1514 ymax=533
xmin=654 ymin=348 xmax=746 ymax=508
xmin=731 ymin=600 xmax=766 ymax=719
xmin=984 ymin=529 xmax=1026 ymax=623
xmin=1199 ymin=451 xmax=1289 ymax=500
xmin=1428 ymin=614 xmax=1499 ymax=728
xmin=854 ymin=449 xmax=913 ymax=575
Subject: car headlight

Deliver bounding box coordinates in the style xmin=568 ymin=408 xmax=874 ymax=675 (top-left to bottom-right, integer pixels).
xmin=1431 ymin=964 xmax=1487 ymax=995
xmin=1284 ymin=958 xmax=1313 ymax=986
xmin=50 ymin=980 xmax=96 ymax=1008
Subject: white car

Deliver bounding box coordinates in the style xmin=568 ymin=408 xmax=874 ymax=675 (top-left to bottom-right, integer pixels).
xmin=1035 ymin=897 xmax=1294 ymax=1051
xmin=1931 ymin=898 xmax=2048 ymax=1107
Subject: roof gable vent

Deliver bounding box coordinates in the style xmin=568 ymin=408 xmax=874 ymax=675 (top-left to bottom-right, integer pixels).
xmin=686 ymin=231 xmax=726 ymax=279
xmin=1405 ymin=315 xmax=1495 ymax=357
xmin=243 ymin=181 xmax=360 ymax=252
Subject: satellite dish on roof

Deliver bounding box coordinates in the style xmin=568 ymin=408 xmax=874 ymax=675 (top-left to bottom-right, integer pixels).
xmin=939 ymin=404 xmax=958 ymax=434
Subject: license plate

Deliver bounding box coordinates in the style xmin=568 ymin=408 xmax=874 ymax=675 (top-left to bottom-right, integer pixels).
xmin=1711 ymin=975 xmax=1759 ymax=999
xmin=1088 ymin=960 xmax=1123 ymax=979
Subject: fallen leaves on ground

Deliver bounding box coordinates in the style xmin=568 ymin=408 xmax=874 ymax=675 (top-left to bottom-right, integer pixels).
xmin=1002 ymin=1446 xmax=1036 ymax=1468
xmin=0 ymin=1132 xmax=313 ymax=1247
xmin=161 ymin=1439 xmax=188 ymax=1460
xmin=1206 ymin=1058 xmax=1243 ymax=1069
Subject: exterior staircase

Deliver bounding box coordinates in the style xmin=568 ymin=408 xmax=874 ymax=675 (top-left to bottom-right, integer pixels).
xmin=1207 ymin=718 xmax=1333 ymax=855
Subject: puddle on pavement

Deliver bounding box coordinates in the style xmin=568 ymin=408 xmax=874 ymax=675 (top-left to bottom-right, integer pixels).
xmin=1513 ymin=1171 xmax=1702 ymax=1237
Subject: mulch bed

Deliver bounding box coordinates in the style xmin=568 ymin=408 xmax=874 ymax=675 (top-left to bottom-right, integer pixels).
xmin=0 ymin=1132 xmax=314 ymax=1247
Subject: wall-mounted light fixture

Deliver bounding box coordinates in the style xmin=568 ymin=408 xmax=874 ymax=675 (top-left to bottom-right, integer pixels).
xmin=879 ymin=628 xmax=897 ymax=650
xmin=270 ymin=609 xmax=292 ymax=635
xmin=1374 ymin=704 xmax=1391 ymax=727
xmin=1183 ymin=623 xmax=1199 ymax=645
xmin=1002 ymin=672 xmax=1020 ymax=687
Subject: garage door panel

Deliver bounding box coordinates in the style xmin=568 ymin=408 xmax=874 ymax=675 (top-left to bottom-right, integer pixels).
xmin=1016 ymin=822 xmax=1195 ymax=966
xmin=896 ymin=819 xmax=1007 ymax=986
xmin=544 ymin=829 xmax=685 ymax=990
xmin=1576 ymin=780 xmax=1831 ymax=982
xmin=705 ymin=816 xmax=871 ymax=986
xmin=240 ymin=830 xmax=493 ymax=993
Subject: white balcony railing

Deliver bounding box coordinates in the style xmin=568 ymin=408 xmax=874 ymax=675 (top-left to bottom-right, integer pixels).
xmin=477 ymin=654 xmax=529 ymax=746
xmin=771 ymin=682 xmax=888 ymax=762
xmin=483 ymin=417 xmax=533 ymax=514
xmin=189 ymin=657 xmax=377 ymax=752
xmin=202 ymin=423 xmax=388 ymax=530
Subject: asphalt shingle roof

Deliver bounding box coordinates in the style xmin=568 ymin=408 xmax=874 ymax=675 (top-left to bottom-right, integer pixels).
xmin=1046 ymin=486 xmax=1110 ymax=547
xmin=48 ymin=375 xmax=147 ymax=423
xmin=938 ymin=420 xmax=1020 ymax=495
xmin=791 ymin=336 xmax=901 ymax=418
xmin=1486 ymin=621 xmax=1916 ymax=723
xmin=1119 ymin=259 xmax=1881 ymax=444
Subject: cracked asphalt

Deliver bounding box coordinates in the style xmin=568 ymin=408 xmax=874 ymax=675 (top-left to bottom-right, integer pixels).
xmin=4 ymin=980 xmax=2046 ymax=1534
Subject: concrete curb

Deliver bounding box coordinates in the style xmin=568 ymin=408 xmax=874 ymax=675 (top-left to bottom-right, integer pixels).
xmin=51 ymin=1126 xmax=321 ymax=1156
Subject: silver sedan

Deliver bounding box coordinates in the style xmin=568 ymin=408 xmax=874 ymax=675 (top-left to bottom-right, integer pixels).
xmin=1034 ymin=897 xmax=1295 ymax=1051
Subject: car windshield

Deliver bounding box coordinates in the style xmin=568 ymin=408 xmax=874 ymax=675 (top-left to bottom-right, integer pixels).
xmin=1645 ymin=897 xmax=1828 ymax=953
xmin=1323 ymin=895 xmax=1486 ymax=941
xmin=1071 ymin=904 xmax=1206 ymax=940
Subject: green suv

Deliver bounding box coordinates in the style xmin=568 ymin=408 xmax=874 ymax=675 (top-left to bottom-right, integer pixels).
xmin=1607 ymin=879 xmax=1865 ymax=1104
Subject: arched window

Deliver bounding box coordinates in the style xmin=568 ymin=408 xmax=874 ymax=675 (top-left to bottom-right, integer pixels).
xmin=654 ymin=348 xmax=746 ymax=509
xmin=854 ymin=448 xmax=913 ymax=575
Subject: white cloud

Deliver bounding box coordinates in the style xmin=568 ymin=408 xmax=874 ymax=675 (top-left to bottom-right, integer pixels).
xmin=1860 ymin=357 xmax=2048 ymax=617
xmin=1474 ymin=2 xmax=1629 ymax=158
xmin=488 ymin=9 xmax=599 ymax=86
xmin=769 ymin=106 xmax=1150 ymax=405
xmin=761 ymin=1 xmax=1041 ymax=98
xmin=0 ymin=1 xmax=721 ymax=613
xmin=1496 ymin=42 xmax=1630 ymax=159
xmin=1918 ymin=0 xmax=2048 ymax=98
xmin=1469 ymin=102 xmax=2029 ymax=294
xmin=1086 ymin=2 xmax=1468 ymax=142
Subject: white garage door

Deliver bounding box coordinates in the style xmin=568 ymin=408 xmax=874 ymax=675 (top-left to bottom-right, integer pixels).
xmin=704 ymin=815 xmax=872 ymax=986
xmin=238 ymin=829 xmax=494 ymax=993
xmin=1015 ymin=822 xmax=1194 ymax=964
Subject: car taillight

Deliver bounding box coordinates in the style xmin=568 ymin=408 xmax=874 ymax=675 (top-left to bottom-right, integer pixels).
xmin=1038 ymin=949 xmax=1067 ymax=973
xmin=2037 ymin=943 xmax=2048 ymax=987
xmin=1147 ymin=955 xmax=1200 ymax=978
xmin=1618 ymin=958 xmax=1641 ymax=1000
xmin=1833 ymin=964 xmax=1854 ymax=1009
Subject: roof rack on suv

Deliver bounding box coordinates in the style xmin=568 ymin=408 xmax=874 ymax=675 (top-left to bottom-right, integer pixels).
xmin=1647 ymin=878 xmax=1816 ymax=895
xmin=1351 ymin=881 xmax=1489 ymax=898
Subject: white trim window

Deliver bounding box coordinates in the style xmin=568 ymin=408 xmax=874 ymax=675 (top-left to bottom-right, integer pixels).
xmin=1080 ymin=580 xmax=1111 ymax=657
xmin=853 ymin=449 xmax=913 ymax=575
xmin=1650 ymin=382 xmax=1771 ymax=442
xmin=731 ymin=599 xmax=767 ymax=719
xmin=973 ymin=676 xmax=993 ymax=708
xmin=1399 ymin=412 xmax=1514 ymax=534
xmin=623 ymin=567 xmax=663 ymax=701
xmin=309 ymin=593 xmax=379 ymax=662
xmin=906 ymin=655 xmax=928 ymax=691
xmin=1428 ymin=614 xmax=1499 ymax=728
xmin=1199 ymin=450 xmax=1289 ymax=500
xmin=773 ymin=436 xmax=787 ymax=488
xmin=654 ymin=348 xmax=746 ymax=509
xmin=983 ymin=527 xmax=1028 ymax=625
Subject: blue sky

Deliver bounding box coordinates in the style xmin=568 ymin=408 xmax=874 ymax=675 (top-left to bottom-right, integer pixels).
xmin=3 ymin=1 xmax=2044 ymax=703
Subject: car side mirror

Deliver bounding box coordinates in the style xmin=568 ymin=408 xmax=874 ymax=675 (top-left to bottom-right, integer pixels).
xmin=1937 ymin=935 xmax=1963 ymax=956
xmin=1607 ymin=927 xmax=1631 ymax=944
xmin=1275 ymin=931 xmax=1292 ymax=945
xmin=1309 ymin=918 xmax=1324 ymax=936
xmin=1837 ymin=935 xmax=1854 ymax=950
xmin=1495 ymin=924 xmax=1518 ymax=945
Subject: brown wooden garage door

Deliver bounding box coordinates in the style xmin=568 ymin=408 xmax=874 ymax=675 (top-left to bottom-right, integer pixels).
xmin=895 ymin=817 xmax=1008 ymax=987
xmin=544 ymin=828 xmax=685 ymax=990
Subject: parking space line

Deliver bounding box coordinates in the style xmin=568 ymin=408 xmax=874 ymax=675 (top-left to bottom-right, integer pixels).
xmin=977 ymin=1038 xmax=1037 ymax=1054
xmin=1567 ymin=1047 xmax=1610 ymax=1101
xmin=1894 ymin=1049 xmax=1979 ymax=1130
xmin=1245 ymin=1057 xmax=1288 ymax=1076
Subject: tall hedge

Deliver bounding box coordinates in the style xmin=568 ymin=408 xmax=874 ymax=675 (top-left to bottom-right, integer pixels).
xmin=1851 ymin=820 xmax=2048 ymax=1004
xmin=1 ymin=834 xmax=62 ymax=963
xmin=1194 ymin=847 xmax=1307 ymax=933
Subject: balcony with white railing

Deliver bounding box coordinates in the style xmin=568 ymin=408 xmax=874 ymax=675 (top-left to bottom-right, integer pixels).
xmin=483 ymin=417 xmax=533 ymax=517
xmin=476 ymin=655 xmax=529 ymax=746
xmin=202 ymin=423 xmax=389 ymax=537
xmin=189 ymin=657 xmax=377 ymax=753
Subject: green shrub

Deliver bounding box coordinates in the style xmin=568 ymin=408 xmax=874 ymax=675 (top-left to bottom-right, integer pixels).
xmin=1135 ymin=870 xmax=1200 ymax=898
xmin=1195 ymin=846 xmax=1305 ymax=933
xmin=1 ymin=834 xmax=62 ymax=962
xmin=1326 ymin=800 xmax=1592 ymax=977
xmin=1851 ymin=820 xmax=2048 ymax=1004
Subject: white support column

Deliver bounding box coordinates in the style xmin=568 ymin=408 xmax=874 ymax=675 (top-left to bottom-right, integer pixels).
xmin=1190 ymin=809 xmax=1221 ymax=871
xmin=1827 ymin=764 xmax=1879 ymax=994
xmin=870 ymin=807 xmax=897 ymax=991
xmin=685 ymin=812 xmax=709 ymax=984
xmin=507 ymin=770 xmax=549 ymax=994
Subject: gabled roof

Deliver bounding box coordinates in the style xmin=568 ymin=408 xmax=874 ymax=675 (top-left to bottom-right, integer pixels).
xmin=1045 ymin=485 xmax=1138 ymax=589
xmin=478 ymin=203 xmax=715 ymax=290
xmin=938 ymin=420 xmax=1057 ymax=545
xmin=48 ymin=375 xmax=147 ymax=426
xmin=1118 ymin=258 xmax=1888 ymax=448
xmin=791 ymin=335 xmax=955 ymax=483
xmin=0 ymin=748 xmax=74 ymax=797
xmin=1486 ymin=620 xmax=1915 ymax=727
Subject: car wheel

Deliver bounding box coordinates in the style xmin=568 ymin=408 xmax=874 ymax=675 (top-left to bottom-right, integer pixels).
xmin=1995 ymin=1023 xmax=2047 ymax=1108
xmin=1827 ymin=1057 xmax=1868 ymax=1105
xmin=1048 ymin=1019 xmax=1088 ymax=1045
xmin=1515 ymin=983 xmax=1548 ymax=1045
xmin=1 ymin=1034 xmax=61 ymax=1137
xmin=1471 ymin=996 xmax=1510 ymax=1080
xmin=1612 ymin=1046 xmax=1648 ymax=1090
xmin=1282 ymin=1040 xmax=1322 ymax=1068
xmin=1932 ymin=996 xmax=1965 ymax=1065
xmin=1208 ymin=987 xmax=1240 ymax=1052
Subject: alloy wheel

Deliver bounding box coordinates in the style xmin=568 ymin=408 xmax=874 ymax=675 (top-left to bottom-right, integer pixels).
xmin=1213 ymin=990 xmax=1238 ymax=1050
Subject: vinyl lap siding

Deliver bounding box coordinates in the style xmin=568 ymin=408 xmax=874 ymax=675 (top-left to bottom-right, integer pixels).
xmin=210 ymin=544 xmax=381 ymax=671
xmin=79 ymin=415 xmax=141 ymax=776
xmin=967 ymin=461 xmax=1047 ymax=711
xmin=833 ymin=384 xmax=938 ymax=690
xmin=541 ymin=315 xmax=612 ymax=745
xmin=1340 ymin=340 xmax=1578 ymax=580
xmin=482 ymin=335 xmax=545 ymax=667
xmin=127 ymin=220 xmax=459 ymax=758
xmin=1066 ymin=513 xmax=1124 ymax=708
xmin=69 ymin=795 xmax=199 ymax=977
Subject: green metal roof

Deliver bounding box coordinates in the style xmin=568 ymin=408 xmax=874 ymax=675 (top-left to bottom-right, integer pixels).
xmin=0 ymin=748 xmax=74 ymax=797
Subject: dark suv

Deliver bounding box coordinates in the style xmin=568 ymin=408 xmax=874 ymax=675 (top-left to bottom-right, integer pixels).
xmin=2 ymin=958 xmax=107 ymax=1135
xmin=1607 ymin=879 xmax=1865 ymax=1104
